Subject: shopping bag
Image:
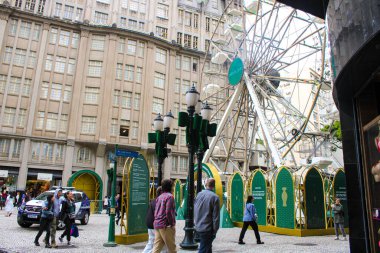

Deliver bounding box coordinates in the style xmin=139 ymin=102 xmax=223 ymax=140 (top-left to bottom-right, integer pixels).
xmin=70 ymin=224 xmax=79 ymax=238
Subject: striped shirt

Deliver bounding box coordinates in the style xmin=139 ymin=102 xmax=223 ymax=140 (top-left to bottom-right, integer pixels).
xmin=153 ymin=192 xmax=176 ymax=229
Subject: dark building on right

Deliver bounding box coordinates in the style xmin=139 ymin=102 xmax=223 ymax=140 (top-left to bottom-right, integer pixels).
xmin=327 ymin=0 xmax=380 ymax=252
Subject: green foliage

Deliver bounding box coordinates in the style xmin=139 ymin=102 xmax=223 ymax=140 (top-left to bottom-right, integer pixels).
xmin=256 ymin=139 xmax=264 ymax=145
xmin=321 ymin=121 xmax=342 ymax=141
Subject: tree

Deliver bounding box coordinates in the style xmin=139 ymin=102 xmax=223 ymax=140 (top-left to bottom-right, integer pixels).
xmin=321 ymin=121 xmax=342 ymax=150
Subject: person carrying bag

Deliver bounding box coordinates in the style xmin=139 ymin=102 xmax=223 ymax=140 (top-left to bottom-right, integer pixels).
xmin=34 ymin=195 xmax=54 ymax=248
xmin=59 ymin=191 xmax=76 ymax=246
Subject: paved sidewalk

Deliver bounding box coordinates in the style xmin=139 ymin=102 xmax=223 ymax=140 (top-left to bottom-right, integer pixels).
xmin=0 ymin=210 xmax=349 ymax=253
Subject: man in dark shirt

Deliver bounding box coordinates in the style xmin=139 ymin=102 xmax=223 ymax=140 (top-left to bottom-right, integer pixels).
xmin=194 ymin=178 xmax=220 ymax=253
xmin=152 ymin=179 xmax=176 ymax=253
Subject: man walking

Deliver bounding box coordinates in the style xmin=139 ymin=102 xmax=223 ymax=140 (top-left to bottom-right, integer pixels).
xmin=152 ymin=179 xmax=177 ymax=253
xmin=332 ymin=198 xmax=347 ymax=240
xmin=50 ymin=189 xmax=62 ymax=248
xmin=194 ymin=178 xmax=220 ymax=253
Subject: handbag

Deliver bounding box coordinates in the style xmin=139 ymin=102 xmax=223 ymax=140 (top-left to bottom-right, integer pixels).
xmin=70 ymin=224 xmax=79 ymax=238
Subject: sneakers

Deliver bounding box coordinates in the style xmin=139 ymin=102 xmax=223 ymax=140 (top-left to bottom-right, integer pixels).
xmin=51 ymin=243 xmax=58 ymax=248
xmin=335 ymin=237 xmax=339 ymax=240
xmin=67 ymin=241 xmax=72 ymax=246
xmin=257 ymin=241 xmax=264 ymax=244
xmin=58 ymin=237 xmax=63 ymax=243
xmin=34 ymin=241 xmax=40 ymax=246
xmin=45 ymin=244 xmax=52 ymax=248
xmin=238 ymin=241 xmax=245 ymax=245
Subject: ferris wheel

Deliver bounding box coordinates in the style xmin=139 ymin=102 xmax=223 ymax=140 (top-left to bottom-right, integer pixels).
xmin=200 ymin=0 xmax=330 ymax=175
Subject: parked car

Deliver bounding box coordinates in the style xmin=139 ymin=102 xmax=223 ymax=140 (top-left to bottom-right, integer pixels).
xmin=17 ymin=187 xmax=91 ymax=229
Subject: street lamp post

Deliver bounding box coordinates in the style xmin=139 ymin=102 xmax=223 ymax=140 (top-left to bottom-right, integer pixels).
xmin=148 ymin=112 xmax=176 ymax=187
xmin=179 ymin=85 xmax=200 ymax=250
xmin=103 ymin=145 xmax=118 ymax=247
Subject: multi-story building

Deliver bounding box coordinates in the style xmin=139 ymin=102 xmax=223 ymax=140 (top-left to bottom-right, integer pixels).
xmin=0 ymin=0 xmax=235 ymax=199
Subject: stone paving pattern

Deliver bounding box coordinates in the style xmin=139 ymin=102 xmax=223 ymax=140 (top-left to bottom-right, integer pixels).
xmin=0 ymin=210 xmax=349 ymax=253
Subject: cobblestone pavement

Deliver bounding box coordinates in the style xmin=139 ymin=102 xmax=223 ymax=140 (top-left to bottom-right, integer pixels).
xmin=0 ymin=210 xmax=349 ymax=253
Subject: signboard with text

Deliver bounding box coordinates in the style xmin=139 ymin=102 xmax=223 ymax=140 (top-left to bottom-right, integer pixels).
xmin=37 ymin=173 xmax=53 ymax=181
xmin=251 ymin=170 xmax=267 ymax=225
xmin=0 ymin=170 xmax=8 ymax=178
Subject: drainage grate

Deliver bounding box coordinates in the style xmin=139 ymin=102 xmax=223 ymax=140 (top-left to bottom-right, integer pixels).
xmin=294 ymin=243 xmax=318 ymax=246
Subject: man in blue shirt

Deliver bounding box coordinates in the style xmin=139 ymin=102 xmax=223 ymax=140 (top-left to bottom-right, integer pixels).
xmin=50 ymin=189 xmax=62 ymax=248
xmin=238 ymin=195 xmax=264 ymax=245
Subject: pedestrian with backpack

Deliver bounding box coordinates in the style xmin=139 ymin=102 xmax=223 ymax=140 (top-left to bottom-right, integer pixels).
xmin=34 ymin=195 xmax=54 ymax=248
xmin=58 ymin=191 xmax=76 ymax=246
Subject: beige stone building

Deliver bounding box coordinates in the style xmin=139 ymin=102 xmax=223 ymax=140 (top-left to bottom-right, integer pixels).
xmin=0 ymin=0 xmax=234 ymax=198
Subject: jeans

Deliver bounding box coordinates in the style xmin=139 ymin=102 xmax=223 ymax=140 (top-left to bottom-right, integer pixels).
xmin=198 ymin=231 xmax=215 ymax=253
xmin=239 ymin=220 xmax=261 ymax=243
xmin=334 ymin=223 xmax=346 ymax=238
xmin=35 ymin=218 xmax=52 ymax=244
xmin=60 ymin=218 xmax=74 ymax=242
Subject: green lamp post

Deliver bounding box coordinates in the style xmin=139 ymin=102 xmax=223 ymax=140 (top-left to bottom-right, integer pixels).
xmin=178 ymin=85 xmax=200 ymax=250
xmin=196 ymin=101 xmax=217 ymax=194
xmin=148 ymin=112 xmax=176 ymax=187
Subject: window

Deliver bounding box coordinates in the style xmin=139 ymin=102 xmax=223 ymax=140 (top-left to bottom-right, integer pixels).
xmin=14 ymin=48 xmax=27 ymax=66
xmin=46 ymin=112 xmax=58 ymax=131
xmin=113 ymin=90 xmax=120 ymax=106
xmin=12 ymin=140 xmax=22 ymax=158
xmin=81 ymin=116 xmax=97 ymax=134
xmin=128 ymin=19 xmax=137 ymax=29
xmin=116 ymin=63 xmax=122 ymax=79
xmin=25 ymin=0 xmax=36 ymax=11
xmin=19 ymin=21 xmax=31 ymax=38
xmin=50 ymin=83 xmax=62 ymax=100
xmin=175 ymin=78 xmax=180 ymax=93
xmin=157 ymin=4 xmax=169 ymax=19
xmin=55 ymin=56 xmax=66 ymax=73
xmin=55 ymin=144 xmax=65 ymax=162
xmin=184 ymin=34 xmax=191 ymax=48
xmin=9 ymin=19 xmax=18 ymax=36
xmin=0 ymin=139 xmax=10 ymax=158
xmin=41 ymin=143 xmax=54 ymax=161
xmin=155 ymin=48 xmax=166 ymax=64
xmin=193 ymin=36 xmax=198 ymax=49
xmin=193 ymin=58 xmax=198 ymax=72
xmin=173 ymin=102 xmax=179 ymax=116
xmin=194 ymin=14 xmax=199 ymax=29
xmin=33 ymin=24 xmax=41 ymax=40
xmin=124 ymin=65 xmax=134 ymax=81
xmin=127 ymin=40 xmax=137 ymax=55
xmin=180 ymin=130 xmax=187 ymax=145
xmin=31 ymin=142 xmax=40 ymax=160
xmin=182 ymin=80 xmax=190 ymax=95
xmin=3 ymin=108 xmax=16 ymax=126
xmin=91 ymin=35 xmax=106 ymax=50
xmin=137 ymin=42 xmax=145 ymax=57
xmin=54 ymin=3 xmax=62 ymax=16
xmin=59 ymin=30 xmax=70 ymax=46
xmin=120 ymin=17 xmax=127 ymax=27
xmin=177 ymin=32 xmax=182 ymax=45
xmin=36 ymin=111 xmax=45 ymax=129
xmin=8 ymin=77 xmax=21 ymax=94
xmin=15 ymin=0 xmax=22 ymax=8
xmin=85 ymin=87 xmax=99 ymax=104
xmin=41 ymin=82 xmax=49 ymax=98
xmin=22 ymin=79 xmax=32 ymax=96
xmin=77 ymin=147 xmax=92 ymax=164
xmin=3 ymin=47 xmax=12 ymax=64
xmin=171 ymin=156 xmax=178 ymax=172
xmin=118 ymin=37 xmax=125 ymax=53
xmin=139 ymin=22 xmax=144 ymax=30
xmin=63 ymin=5 xmax=74 ymax=19
xmin=154 ymin=72 xmax=165 ymax=89
xmin=110 ymin=119 xmax=118 ymax=136
xmin=94 ymin=11 xmax=108 ymax=25
xmin=179 ymin=156 xmax=188 ymax=171
xmin=176 ymin=55 xmax=181 ymax=69
xmin=28 ymin=51 xmax=37 ymax=68
xmin=0 ymin=75 xmax=6 ymax=93
xmin=184 ymin=12 xmax=191 ymax=26
xmin=75 ymin=8 xmax=83 ymax=20
xmin=152 ymin=97 xmax=164 ymax=114
xmin=64 ymin=86 xmax=72 ymax=102
xmin=134 ymin=93 xmax=140 ymax=110
xmin=50 ymin=28 xmax=58 ymax=44
xmin=156 ymin=26 xmax=168 ymax=39
xmin=45 ymin=54 xmax=53 ymax=71
xmin=60 ymin=114 xmax=68 ymax=132
xmin=205 ymin=39 xmax=210 ymax=51
xmin=120 ymin=120 xmax=129 ymax=137
xmin=121 ymin=91 xmax=132 ymax=108
xmin=130 ymin=0 xmax=138 ymax=12
xmin=183 ymin=56 xmax=191 ymax=71
xmin=68 ymin=58 xmax=76 ymax=75
xmin=71 ymin=33 xmax=79 ymax=48
xmin=88 ymin=61 xmax=102 ymax=77
xmin=121 ymin=0 xmax=128 ymax=8
xmin=178 ymin=9 xmax=184 ymax=24
xmin=136 ymin=67 xmax=142 ymax=83
xmin=131 ymin=122 xmax=138 ymax=139
xmin=206 ymin=17 xmax=210 ymax=32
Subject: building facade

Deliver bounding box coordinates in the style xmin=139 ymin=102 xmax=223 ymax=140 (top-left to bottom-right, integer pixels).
xmin=0 ymin=0 xmax=233 ymax=197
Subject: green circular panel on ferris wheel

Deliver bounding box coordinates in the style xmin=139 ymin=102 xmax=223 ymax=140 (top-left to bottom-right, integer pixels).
xmin=228 ymin=57 xmax=244 ymax=86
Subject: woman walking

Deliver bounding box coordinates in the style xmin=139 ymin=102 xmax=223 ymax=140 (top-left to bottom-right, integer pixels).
xmin=4 ymin=192 xmax=15 ymax=217
xmin=59 ymin=191 xmax=76 ymax=246
xmin=238 ymin=195 xmax=264 ymax=245
xmin=34 ymin=195 xmax=54 ymax=247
